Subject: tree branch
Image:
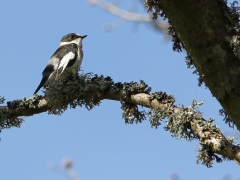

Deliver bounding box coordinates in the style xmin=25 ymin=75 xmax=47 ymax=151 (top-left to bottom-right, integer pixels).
xmin=0 ymin=72 xmax=240 ymax=167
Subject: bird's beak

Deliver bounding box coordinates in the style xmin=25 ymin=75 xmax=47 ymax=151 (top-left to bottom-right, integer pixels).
xmin=81 ymin=35 xmax=87 ymax=39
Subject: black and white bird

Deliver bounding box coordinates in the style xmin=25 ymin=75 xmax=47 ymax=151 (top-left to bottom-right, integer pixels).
xmin=33 ymin=33 xmax=87 ymax=94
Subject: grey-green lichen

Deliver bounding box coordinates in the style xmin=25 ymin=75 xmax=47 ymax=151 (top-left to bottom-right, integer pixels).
xmin=119 ymin=81 xmax=150 ymax=124
xmin=120 ymin=83 xmax=174 ymax=125
xmin=148 ymin=91 xmax=175 ymax=103
xmin=146 ymin=92 xmax=175 ymax=127
xmin=0 ymin=96 xmax=24 ymax=133
xmin=0 ymin=96 xmax=4 ymax=104
xmin=228 ymin=1 xmax=240 ymax=21
xmin=7 ymin=95 xmax=42 ymax=110
xmin=223 ymin=1 xmax=240 ymax=49
xmin=45 ymin=70 xmax=111 ymax=114
xmin=144 ymin=0 xmax=165 ymax=20
xmin=194 ymin=117 xmax=238 ymax=167
xmin=122 ymin=80 xmax=151 ymax=96
xmin=121 ymin=102 xmax=146 ymax=124
xmin=219 ymin=108 xmax=234 ymax=128
xmin=195 ymin=145 xmax=224 ymax=168
xmin=163 ymin=99 xmax=203 ymax=140
xmin=119 ymin=81 xmax=151 ymax=117
xmin=226 ymin=135 xmax=239 ymax=146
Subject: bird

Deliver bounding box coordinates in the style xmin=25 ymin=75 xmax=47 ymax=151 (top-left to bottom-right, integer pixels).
xmin=33 ymin=33 xmax=87 ymax=94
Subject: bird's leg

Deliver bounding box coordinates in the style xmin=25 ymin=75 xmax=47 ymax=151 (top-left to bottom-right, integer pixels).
xmin=55 ymin=61 xmax=61 ymax=80
xmin=55 ymin=70 xmax=59 ymax=80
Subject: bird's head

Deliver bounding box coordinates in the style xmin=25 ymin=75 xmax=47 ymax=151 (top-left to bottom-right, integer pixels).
xmin=59 ymin=33 xmax=87 ymax=47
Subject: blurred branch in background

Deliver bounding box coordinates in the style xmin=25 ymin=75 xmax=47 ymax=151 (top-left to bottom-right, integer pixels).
xmin=48 ymin=158 xmax=232 ymax=180
xmin=170 ymin=173 xmax=181 ymax=180
xmin=48 ymin=158 xmax=80 ymax=180
xmin=87 ymin=0 xmax=170 ymax=38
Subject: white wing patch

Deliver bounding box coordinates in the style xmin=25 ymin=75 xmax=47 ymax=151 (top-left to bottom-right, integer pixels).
xmin=58 ymin=52 xmax=75 ymax=74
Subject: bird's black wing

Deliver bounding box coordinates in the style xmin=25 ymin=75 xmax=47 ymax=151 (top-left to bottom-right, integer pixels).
xmin=51 ymin=43 xmax=78 ymax=74
xmin=34 ymin=44 xmax=78 ymax=94
xmin=33 ymin=64 xmax=54 ymax=94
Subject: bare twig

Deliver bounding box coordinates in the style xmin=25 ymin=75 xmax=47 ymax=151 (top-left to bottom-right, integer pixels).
xmin=88 ymin=0 xmax=152 ymax=22
xmin=87 ymin=0 xmax=169 ymax=34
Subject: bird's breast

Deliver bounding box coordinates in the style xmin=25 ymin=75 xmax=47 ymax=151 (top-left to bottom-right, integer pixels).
xmin=75 ymin=47 xmax=83 ymax=67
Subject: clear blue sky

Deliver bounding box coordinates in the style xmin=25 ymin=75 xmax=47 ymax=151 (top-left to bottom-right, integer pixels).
xmin=0 ymin=1 xmax=239 ymax=179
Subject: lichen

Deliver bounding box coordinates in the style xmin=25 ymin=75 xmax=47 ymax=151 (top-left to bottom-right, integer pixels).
xmin=228 ymin=0 xmax=240 ymax=21
xmin=7 ymin=95 xmax=42 ymax=110
xmin=0 ymin=96 xmax=24 ymax=134
xmin=45 ymin=70 xmax=113 ymax=115
xmin=118 ymin=79 xmax=229 ymax=167
xmin=121 ymin=102 xmax=146 ymax=124
xmin=0 ymin=96 xmax=4 ymax=104
xmin=219 ymin=108 xmax=234 ymax=128
xmin=122 ymin=80 xmax=151 ymax=97
xmin=196 ymin=145 xmax=223 ymax=168
xmin=144 ymin=0 xmax=165 ymax=20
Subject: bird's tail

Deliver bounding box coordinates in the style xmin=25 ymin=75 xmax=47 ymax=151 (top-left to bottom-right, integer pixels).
xmin=33 ymin=76 xmax=48 ymax=95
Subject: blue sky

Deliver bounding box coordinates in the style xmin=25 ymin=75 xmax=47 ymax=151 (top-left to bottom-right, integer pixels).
xmin=0 ymin=0 xmax=239 ymax=179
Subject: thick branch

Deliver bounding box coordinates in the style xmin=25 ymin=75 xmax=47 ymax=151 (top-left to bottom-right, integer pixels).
xmin=145 ymin=0 xmax=240 ymax=129
xmin=0 ymin=73 xmax=240 ymax=166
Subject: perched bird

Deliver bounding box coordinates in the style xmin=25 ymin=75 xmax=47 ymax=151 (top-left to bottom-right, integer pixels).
xmin=33 ymin=33 xmax=87 ymax=94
